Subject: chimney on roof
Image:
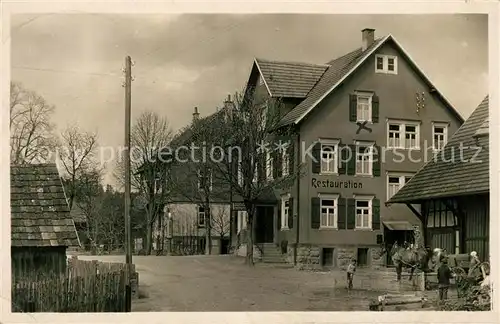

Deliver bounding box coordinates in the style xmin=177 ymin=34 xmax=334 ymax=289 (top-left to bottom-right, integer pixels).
xmin=362 ymin=28 xmax=375 ymax=51
xmin=193 ymin=106 xmax=200 ymax=122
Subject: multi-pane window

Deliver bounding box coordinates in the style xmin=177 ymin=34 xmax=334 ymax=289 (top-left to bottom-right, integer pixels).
xmin=198 ymin=206 xmax=206 ymax=227
xmin=405 ymin=125 xmax=418 ymax=148
xmin=387 ymin=57 xmax=396 ymax=72
xmin=375 ymin=55 xmax=398 ymax=74
xmin=356 ymin=143 xmax=373 ymax=176
xmin=388 ymin=124 xmax=401 ymax=148
xmin=320 ymin=142 xmax=338 ymax=173
xmin=281 ymin=196 xmax=290 ymax=229
xmin=387 ymin=174 xmax=414 ymax=199
xmin=387 ymin=121 xmax=420 ymax=149
xmin=355 ymin=198 xmax=372 ymax=229
xmin=356 ymin=93 xmax=372 ymax=122
xmin=433 ymin=123 xmax=448 ymax=151
xmin=320 ymin=196 xmax=338 ymax=228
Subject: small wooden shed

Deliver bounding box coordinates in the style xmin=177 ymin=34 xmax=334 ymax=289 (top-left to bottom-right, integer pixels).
xmin=388 ymin=96 xmax=489 ymax=261
xmin=10 ymin=163 xmax=80 ymax=279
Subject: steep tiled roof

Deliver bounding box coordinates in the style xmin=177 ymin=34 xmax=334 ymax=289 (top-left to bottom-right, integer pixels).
xmin=255 ymin=58 xmax=329 ymax=98
xmin=388 ymin=96 xmax=489 ymax=204
xmin=10 ymin=164 xmax=80 ymax=247
xmin=277 ymin=37 xmax=385 ymax=127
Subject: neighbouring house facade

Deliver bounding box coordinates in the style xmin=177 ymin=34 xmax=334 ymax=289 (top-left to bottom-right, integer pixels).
xmin=233 ymin=28 xmax=464 ymax=268
xmin=388 ymin=96 xmax=489 ymax=261
xmin=149 ymin=106 xmax=233 ymax=255
xmin=10 ymin=163 xmax=80 ymax=280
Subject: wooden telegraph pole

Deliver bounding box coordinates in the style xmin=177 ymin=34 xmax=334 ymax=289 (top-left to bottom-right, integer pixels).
xmin=124 ymin=55 xmax=133 ymax=311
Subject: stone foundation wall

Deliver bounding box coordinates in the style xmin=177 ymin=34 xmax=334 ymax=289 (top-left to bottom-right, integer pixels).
xmin=286 ymin=244 xmax=386 ymax=270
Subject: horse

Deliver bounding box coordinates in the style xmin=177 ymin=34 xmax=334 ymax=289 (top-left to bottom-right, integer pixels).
xmin=378 ymin=242 xmax=437 ymax=282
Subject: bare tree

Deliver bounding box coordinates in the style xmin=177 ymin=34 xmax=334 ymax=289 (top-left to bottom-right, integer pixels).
xmin=73 ymin=169 xmax=104 ymax=254
xmin=58 ymin=124 xmax=99 ymax=211
xmin=10 ymin=81 xmax=57 ymax=164
xmin=205 ymin=90 xmax=305 ymax=266
xmin=211 ymin=205 xmax=230 ymax=253
xmin=114 ymin=111 xmax=174 ymax=255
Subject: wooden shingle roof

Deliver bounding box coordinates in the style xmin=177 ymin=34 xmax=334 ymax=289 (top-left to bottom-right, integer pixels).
xmin=255 ymin=58 xmax=329 ymax=98
xmin=277 ymin=37 xmax=385 ymax=127
xmin=10 ymin=163 xmax=80 ymax=247
xmin=388 ymin=96 xmax=489 ymax=204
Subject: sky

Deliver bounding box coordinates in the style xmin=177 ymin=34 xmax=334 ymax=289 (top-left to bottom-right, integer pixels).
xmin=11 ymin=14 xmax=488 ymax=186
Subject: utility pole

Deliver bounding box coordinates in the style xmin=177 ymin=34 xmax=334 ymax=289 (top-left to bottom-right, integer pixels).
xmin=124 ymin=55 xmax=133 ymax=312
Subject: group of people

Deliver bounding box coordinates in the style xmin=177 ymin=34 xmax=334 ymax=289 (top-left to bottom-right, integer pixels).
xmin=344 ymin=250 xmax=484 ymax=302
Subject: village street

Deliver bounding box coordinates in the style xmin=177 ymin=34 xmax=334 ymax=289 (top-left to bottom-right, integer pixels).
xmin=72 ymin=254 xmax=433 ymax=311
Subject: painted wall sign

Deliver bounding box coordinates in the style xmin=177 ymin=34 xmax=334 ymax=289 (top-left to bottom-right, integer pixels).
xmin=311 ymin=178 xmax=363 ymax=189
xmin=356 ymin=120 xmax=373 ymax=134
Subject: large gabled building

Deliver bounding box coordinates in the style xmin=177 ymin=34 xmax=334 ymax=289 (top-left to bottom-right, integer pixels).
xmin=233 ymin=28 xmax=464 ymax=268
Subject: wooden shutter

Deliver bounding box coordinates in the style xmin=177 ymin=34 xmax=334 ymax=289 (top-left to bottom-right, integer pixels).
xmin=346 ymin=144 xmax=357 ymax=176
xmin=277 ymin=201 xmax=282 ymax=231
xmin=337 ymin=197 xmax=346 ymax=229
xmin=312 ymin=142 xmax=321 ymax=174
xmin=349 ymin=94 xmax=358 ymax=122
xmin=311 ymin=197 xmax=321 ymax=229
xmin=372 ymin=198 xmax=381 ymax=230
xmin=288 ymin=197 xmax=294 ymax=229
xmin=372 ymin=94 xmax=379 ymax=123
xmin=372 ymin=145 xmax=381 ymax=177
xmin=338 ymin=145 xmax=348 ymax=175
xmin=272 ymin=151 xmax=279 ymax=179
xmin=346 ymin=198 xmax=356 ymax=229
xmin=288 ymin=144 xmax=295 ymax=174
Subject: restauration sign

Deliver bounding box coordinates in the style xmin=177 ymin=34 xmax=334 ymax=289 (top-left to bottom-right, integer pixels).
xmin=311 ymin=177 xmax=363 ymax=189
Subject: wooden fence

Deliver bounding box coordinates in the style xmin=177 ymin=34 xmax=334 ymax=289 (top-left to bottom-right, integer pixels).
xmin=11 ymin=257 xmax=137 ymax=313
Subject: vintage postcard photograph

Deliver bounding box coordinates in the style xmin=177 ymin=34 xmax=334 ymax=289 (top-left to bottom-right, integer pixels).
xmin=1 ymin=1 xmax=498 ymax=323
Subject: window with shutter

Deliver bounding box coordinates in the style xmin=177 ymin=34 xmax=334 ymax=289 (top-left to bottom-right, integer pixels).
xmin=356 ymin=93 xmax=373 ymax=122
xmin=354 ymin=196 xmax=373 ymax=229
xmin=319 ymin=194 xmax=339 ymax=228
xmin=355 ymin=141 xmax=374 ymax=176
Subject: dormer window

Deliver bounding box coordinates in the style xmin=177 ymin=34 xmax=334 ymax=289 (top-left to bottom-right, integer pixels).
xmin=375 ymin=55 xmax=397 ymax=74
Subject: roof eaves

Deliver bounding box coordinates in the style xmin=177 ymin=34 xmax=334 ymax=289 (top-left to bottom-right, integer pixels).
xmin=254 ymin=58 xmax=274 ymax=97
xmin=293 ymin=34 xmax=391 ymax=125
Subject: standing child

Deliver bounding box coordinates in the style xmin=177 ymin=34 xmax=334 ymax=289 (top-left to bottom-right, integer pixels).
xmin=347 ymin=259 xmax=356 ymax=290
xmin=437 ymin=256 xmax=454 ymax=303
